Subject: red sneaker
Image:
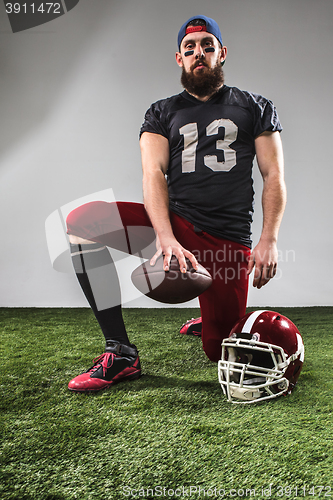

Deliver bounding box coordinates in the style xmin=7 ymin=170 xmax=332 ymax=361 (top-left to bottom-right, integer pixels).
xmin=179 ymin=317 xmax=202 ymax=337
xmin=68 ymin=342 xmax=141 ymax=392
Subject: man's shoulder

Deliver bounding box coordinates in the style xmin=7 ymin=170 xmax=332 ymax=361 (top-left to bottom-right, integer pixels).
xmin=220 ymin=85 xmax=273 ymax=108
xmin=148 ymin=92 xmax=186 ymax=111
xmin=140 ymin=92 xmax=187 ymax=138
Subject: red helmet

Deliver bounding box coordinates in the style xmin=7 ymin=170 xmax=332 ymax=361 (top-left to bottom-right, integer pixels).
xmin=218 ymin=310 xmax=304 ymax=403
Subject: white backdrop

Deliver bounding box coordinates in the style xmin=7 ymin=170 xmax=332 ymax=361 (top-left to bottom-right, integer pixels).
xmin=0 ymin=0 xmax=332 ymax=307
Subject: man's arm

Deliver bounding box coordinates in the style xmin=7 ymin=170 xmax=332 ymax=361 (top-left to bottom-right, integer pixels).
xmin=140 ymin=131 xmax=198 ymax=272
xmin=248 ymin=131 xmax=287 ymax=288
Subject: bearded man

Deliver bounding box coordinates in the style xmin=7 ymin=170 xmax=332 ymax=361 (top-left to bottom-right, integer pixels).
xmin=65 ymin=15 xmax=286 ymax=392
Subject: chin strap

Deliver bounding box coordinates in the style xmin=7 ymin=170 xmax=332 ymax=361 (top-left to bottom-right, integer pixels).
xmin=229 ymin=386 xmax=263 ymax=401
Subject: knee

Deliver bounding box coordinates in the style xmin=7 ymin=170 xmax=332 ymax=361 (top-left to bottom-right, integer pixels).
xmin=66 ymin=207 xmax=78 ymax=229
xmin=202 ymin=338 xmax=222 ymax=363
xmin=66 ymin=203 xmax=98 ymax=241
xmin=66 ymin=206 xmax=92 ymax=244
xmin=201 ymin=320 xmax=231 ymax=363
xmin=66 ymin=205 xmax=85 ymax=230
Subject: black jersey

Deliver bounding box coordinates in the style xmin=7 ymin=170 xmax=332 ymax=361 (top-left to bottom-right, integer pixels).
xmin=139 ymin=85 xmax=282 ymax=247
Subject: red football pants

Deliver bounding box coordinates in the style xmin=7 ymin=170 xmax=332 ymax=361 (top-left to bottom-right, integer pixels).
xmin=67 ymin=201 xmax=250 ymax=362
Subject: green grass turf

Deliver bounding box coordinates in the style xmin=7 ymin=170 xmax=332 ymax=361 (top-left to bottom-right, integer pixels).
xmin=0 ymin=307 xmax=332 ymax=500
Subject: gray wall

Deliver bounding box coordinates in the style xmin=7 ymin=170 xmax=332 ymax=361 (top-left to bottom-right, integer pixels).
xmin=1 ymin=0 xmax=332 ymax=307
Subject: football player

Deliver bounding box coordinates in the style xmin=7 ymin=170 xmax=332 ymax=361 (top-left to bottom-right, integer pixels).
xmin=65 ymin=15 xmax=286 ymax=392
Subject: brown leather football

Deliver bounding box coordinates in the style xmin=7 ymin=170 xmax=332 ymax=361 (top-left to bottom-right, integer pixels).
xmin=131 ymin=255 xmax=212 ymax=304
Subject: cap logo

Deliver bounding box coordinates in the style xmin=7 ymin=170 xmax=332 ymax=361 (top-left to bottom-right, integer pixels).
xmin=185 ymin=25 xmax=207 ymax=35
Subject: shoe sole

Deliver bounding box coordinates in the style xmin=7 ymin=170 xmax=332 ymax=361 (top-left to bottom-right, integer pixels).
xmin=68 ymin=369 xmax=142 ymax=393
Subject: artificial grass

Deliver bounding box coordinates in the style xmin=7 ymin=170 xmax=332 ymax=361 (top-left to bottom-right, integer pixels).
xmin=0 ymin=307 xmax=332 ymax=500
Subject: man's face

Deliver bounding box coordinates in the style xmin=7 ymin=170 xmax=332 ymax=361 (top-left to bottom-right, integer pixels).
xmin=176 ymin=31 xmax=227 ymax=98
xmin=176 ymin=31 xmax=226 ymax=73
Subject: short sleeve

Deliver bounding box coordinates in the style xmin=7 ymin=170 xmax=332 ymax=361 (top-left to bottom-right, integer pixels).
xmin=250 ymin=93 xmax=282 ymax=138
xmin=139 ymin=100 xmax=169 ymax=139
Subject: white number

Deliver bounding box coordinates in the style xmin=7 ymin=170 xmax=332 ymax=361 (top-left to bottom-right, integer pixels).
xmin=179 ymin=123 xmax=198 ymax=173
xmin=6 ymin=2 xmax=22 ymax=13
xmin=180 ymin=118 xmax=238 ymax=173
xmin=205 ymin=119 xmax=238 ymax=171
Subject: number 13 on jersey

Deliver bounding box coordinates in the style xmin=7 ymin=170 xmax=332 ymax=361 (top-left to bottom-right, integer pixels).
xmin=179 ymin=118 xmax=238 ymax=173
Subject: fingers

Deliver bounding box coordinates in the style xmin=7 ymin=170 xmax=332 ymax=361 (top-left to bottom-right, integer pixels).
xmin=163 ymin=248 xmax=174 ymax=272
xmin=165 ymin=248 xmax=187 ymax=273
xmin=253 ymin=262 xmax=277 ymax=289
xmin=150 ymin=247 xmax=175 ymax=272
xmin=182 ymin=249 xmax=199 ymax=272
xmin=248 ymin=242 xmax=278 ymax=288
xmin=150 ymin=247 xmax=162 ymax=267
xmin=166 ymin=245 xmax=199 ymax=273
xmin=150 ymin=246 xmax=198 ymax=273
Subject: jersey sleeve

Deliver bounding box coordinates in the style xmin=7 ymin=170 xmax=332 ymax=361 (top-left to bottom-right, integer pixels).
xmin=139 ymin=100 xmax=169 ymax=139
xmin=249 ymin=93 xmax=282 ymax=137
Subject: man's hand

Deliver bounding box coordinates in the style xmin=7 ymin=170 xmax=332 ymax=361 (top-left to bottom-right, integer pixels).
xmin=150 ymin=234 xmax=198 ymax=273
xmin=247 ymin=239 xmax=278 ymax=289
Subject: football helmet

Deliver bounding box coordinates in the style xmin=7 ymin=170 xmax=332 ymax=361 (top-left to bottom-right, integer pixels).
xmin=218 ymin=310 xmax=304 ymax=403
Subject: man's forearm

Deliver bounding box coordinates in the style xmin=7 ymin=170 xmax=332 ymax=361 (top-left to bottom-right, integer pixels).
xmin=140 ymin=131 xmax=198 ymax=271
xmin=143 ymin=168 xmax=174 ymax=239
xmin=260 ymin=170 xmax=287 ymax=243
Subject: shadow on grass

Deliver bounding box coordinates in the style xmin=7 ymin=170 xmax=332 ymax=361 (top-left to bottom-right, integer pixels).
xmin=67 ymin=373 xmax=221 ymax=397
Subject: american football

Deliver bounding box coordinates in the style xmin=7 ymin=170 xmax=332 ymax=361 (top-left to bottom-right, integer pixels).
xmin=131 ymin=255 xmax=212 ymax=304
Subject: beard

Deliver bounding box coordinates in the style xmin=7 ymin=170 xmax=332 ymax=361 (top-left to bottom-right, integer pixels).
xmin=181 ymin=58 xmax=224 ymax=98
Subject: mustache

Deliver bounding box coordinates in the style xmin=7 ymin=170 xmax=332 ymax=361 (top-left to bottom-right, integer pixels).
xmin=191 ymin=58 xmax=209 ymax=70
